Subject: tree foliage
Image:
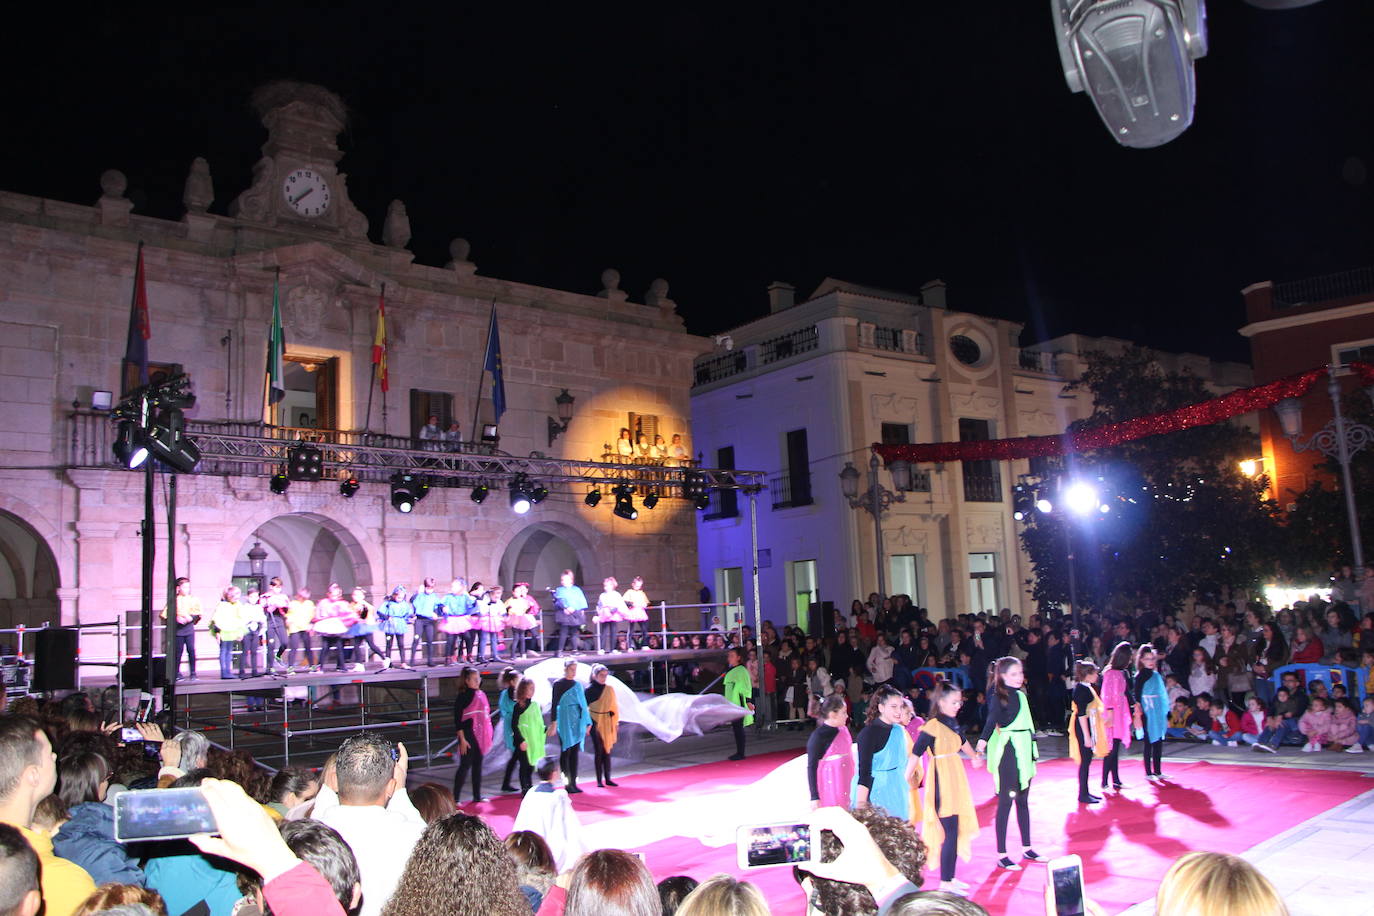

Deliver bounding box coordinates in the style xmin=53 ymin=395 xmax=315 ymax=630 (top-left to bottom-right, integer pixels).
xmin=1019 ymin=347 xmax=1285 ymax=611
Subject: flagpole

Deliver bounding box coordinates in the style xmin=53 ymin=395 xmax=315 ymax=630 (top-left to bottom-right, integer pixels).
xmin=365 ymin=283 xmax=382 ymax=435
xmin=470 ymin=299 xmax=496 ymax=446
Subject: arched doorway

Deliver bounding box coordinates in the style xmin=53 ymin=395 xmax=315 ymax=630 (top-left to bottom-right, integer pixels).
xmin=0 ymin=510 xmax=60 ymax=635
xmin=498 ymin=524 xmax=594 ymax=592
xmin=231 ymin=513 xmax=375 ymax=595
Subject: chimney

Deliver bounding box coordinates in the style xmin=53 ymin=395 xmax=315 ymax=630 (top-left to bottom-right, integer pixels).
xmin=767 ymin=281 xmax=795 ymax=313
xmin=920 ymin=279 xmax=947 ymax=310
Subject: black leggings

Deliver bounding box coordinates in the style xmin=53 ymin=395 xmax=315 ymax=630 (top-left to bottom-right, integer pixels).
xmin=938 ymin=814 xmax=959 ymax=880
xmin=994 ymin=749 xmax=1032 ymax=854
xmin=453 ymin=745 xmax=484 ymax=801
xmin=503 ymin=751 xmax=521 ymax=789
xmin=322 ymin=636 xmax=348 ymax=671
xmin=410 ymin=619 xmax=436 ymax=665
xmin=516 ymin=751 xmax=534 ymax=794
xmin=1143 ymin=738 xmax=1164 ymax=776
xmin=591 ymin=727 xmax=613 ymax=784
xmin=1077 ymin=746 xmax=1095 ymax=800
xmin=287 ymin=631 xmax=314 ymax=668
xmin=732 ymin=718 xmax=746 ymax=757
xmin=1101 ymin=738 xmax=1124 ymax=786
xmin=385 ymin=634 xmax=408 ymax=663
xmin=560 ymin=744 xmax=581 ymax=788
xmin=353 ymin=634 xmax=387 ymax=663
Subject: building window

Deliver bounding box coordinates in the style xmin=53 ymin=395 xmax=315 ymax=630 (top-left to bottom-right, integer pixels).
xmin=772 ymin=429 xmax=813 ymax=509
xmin=959 ymin=418 xmax=1002 ymax=502
xmin=705 ymin=446 xmax=739 ymax=520
xmin=279 ymin=355 xmax=338 ymax=432
xmin=409 ymin=389 xmax=455 ymax=443
xmin=715 ymin=567 xmax=743 ymax=628
xmin=889 ymin=554 xmax=921 ymax=605
xmin=949 ymin=334 xmax=982 ymax=366
xmin=968 ymin=552 xmax=998 ymax=614
xmin=790 ymin=559 xmax=818 ymax=631
xmin=1335 ymin=340 xmax=1374 ymax=367
xmin=628 ymin=412 xmax=660 ymax=455
xmin=881 ymin=423 xmax=912 ymax=446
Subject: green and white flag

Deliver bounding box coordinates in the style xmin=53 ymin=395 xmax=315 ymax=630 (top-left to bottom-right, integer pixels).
xmin=266 ymin=268 xmax=286 ymax=405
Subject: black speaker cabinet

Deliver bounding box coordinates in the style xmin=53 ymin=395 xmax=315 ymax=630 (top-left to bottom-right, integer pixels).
xmin=32 ymin=628 xmax=79 ymax=692
xmin=121 ymin=655 xmax=169 ymax=690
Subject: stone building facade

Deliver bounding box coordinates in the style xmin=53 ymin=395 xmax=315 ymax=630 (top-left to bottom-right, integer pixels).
xmin=0 ymin=83 xmax=707 ymax=666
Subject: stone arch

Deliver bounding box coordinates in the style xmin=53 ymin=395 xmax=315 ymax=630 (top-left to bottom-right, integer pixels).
xmin=221 ymin=509 xmax=380 ymax=594
xmin=0 ymin=506 xmax=63 ymax=631
xmin=492 ymin=511 xmax=605 ymax=593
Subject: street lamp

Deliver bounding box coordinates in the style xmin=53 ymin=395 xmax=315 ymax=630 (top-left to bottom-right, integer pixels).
xmin=839 ymin=455 xmax=914 ymax=599
xmin=1273 ymin=366 xmax=1374 ymax=568
xmin=247 ymin=539 xmax=269 ymax=591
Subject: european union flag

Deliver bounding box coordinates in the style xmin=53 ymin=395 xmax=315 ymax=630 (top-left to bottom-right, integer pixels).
xmin=483 ymin=307 xmax=506 ymax=422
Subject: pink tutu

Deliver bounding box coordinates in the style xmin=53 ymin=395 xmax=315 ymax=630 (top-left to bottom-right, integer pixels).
xmin=622 ymin=606 xmax=649 ymax=622
xmin=476 ymin=613 xmax=505 ymax=632
xmin=439 ymin=616 xmax=472 ymax=634
xmin=505 ymin=612 xmax=538 ymax=630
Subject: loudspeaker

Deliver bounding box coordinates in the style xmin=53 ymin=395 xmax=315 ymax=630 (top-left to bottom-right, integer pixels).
xmin=32 ymin=628 xmax=79 ymax=692
xmin=814 ymin=600 xmax=836 ymax=637
xmin=122 ymin=655 xmax=169 ymax=689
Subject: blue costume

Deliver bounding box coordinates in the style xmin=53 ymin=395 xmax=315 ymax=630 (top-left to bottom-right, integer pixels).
xmin=554 ymin=584 xmax=589 ymax=653
xmin=409 ymin=589 xmax=444 ymax=667
xmin=552 ymin=675 xmax=592 ymax=792
xmin=853 ymin=721 xmax=910 ymax=821
xmin=1137 ymin=670 xmax=1168 ymax=743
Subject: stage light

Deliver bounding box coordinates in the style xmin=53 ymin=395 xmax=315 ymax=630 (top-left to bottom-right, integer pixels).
xmin=470 ymin=483 xmax=489 ymax=504
xmin=112 ymin=420 xmax=149 ymax=469
xmin=288 ymin=444 xmax=324 ymax=481
xmin=612 ymin=484 xmax=638 ymax=520
xmin=391 ymin=472 xmax=426 ymax=513
xmin=1036 ymin=497 xmax=1054 ymax=513
xmin=270 ymin=471 xmax=290 ymax=494
xmin=585 ymin=488 xmax=602 ymax=508
xmin=1011 ymin=483 xmax=1035 ymax=522
xmin=1013 ymin=509 xmax=1026 ymax=522
xmin=339 ymin=477 xmax=360 ymax=498
xmin=509 ymin=473 xmax=533 ymax=515
xmin=693 ymin=492 xmax=712 ymax=511
xmin=1064 ymin=480 xmax=1099 ymax=515
xmin=643 ymin=491 xmax=660 ymax=510
xmin=530 ymin=483 xmax=549 ymax=505
xmin=144 ymin=408 xmax=202 ymax=473
xmin=1099 ymin=502 xmax=1111 ymax=513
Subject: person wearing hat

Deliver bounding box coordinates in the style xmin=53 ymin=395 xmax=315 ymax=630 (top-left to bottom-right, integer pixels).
xmin=586 ymin=664 xmax=620 ymax=788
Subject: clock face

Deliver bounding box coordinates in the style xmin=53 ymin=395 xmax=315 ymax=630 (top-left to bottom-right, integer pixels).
xmin=282 ymin=168 xmax=332 ymax=218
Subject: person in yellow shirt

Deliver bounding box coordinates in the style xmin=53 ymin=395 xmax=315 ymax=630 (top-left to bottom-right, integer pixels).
xmin=161 ymin=576 xmax=204 ymax=681
xmin=0 ymin=822 xmax=41 ymax=916
xmin=286 ymin=587 xmax=318 ymax=673
xmin=0 ymin=717 xmax=96 ymax=916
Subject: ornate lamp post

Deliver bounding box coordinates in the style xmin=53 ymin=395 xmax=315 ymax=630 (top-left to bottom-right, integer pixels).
xmin=247 ymin=539 xmax=269 ymax=592
xmin=839 ymin=455 xmax=914 ymax=599
xmin=1273 ymin=366 xmax=1374 ymax=568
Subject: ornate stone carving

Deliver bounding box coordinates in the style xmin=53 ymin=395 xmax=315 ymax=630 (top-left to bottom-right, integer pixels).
xmin=869 ymin=392 xmax=921 ymax=423
xmin=285 ymin=285 xmax=328 ymax=341
xmin=949 ymin=387 xmax=1000 ymax=417
xmin=99 ymin=170 xmax=127 ymax=199
xmin=230 ymin=157 xmax=273 ymax=221
xmin=183 ymin=158 xmax=214 ymax=213
xmin=645 ymin=278 xmax=671 ymax=307
xmin=383 ymin=200 xmax=411 ymax=249
xmin=965 ymin=516 xmax=1002 ymax=548
xmin=1018 ymin=407 xmax=1058 ymax=434
xmin=884 ymin=525 xmax=929 ymax=553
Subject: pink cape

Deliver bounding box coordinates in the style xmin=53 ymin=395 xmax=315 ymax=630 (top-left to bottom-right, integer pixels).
xmin=1101 ymin=668 xmax=1134 ymax=748
xmin=817 ymin=727 xmax=856 ymax=809
xmin=463 ymin=689 xmax=494 ymax=754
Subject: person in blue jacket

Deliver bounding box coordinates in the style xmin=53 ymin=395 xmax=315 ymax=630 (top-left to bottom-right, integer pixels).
xmin=552 ymin=570 xmax=588 ymax=654
xmin=409 ymin=577 xmax=444 ymax=667
xmin=549 ymin=659 xmax=591 ymax=793
xmin=377 ymin=585 xmax=414 ymax=669
xmin=52 ymin=752 xmax=145 ymax=886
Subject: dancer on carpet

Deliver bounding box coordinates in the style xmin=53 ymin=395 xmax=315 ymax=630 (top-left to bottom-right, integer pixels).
xmin=723 ymin=647 xmax=755 ymax=760
xmin=1068 ymin=660 xmax=1109 ymax=805
xmin=622 ymin=576 xmax=651 ymax=649
xmin=510 ymin=756 xmax=588 ymax=872
xmin=549 ymin=659 xmax=591 ymax=793
xmin=495 ymin=667 xmax=523 ymax=793
xmin=807 ymin=694 xmax=855 ymax=809
xmin=504 ymin=583 xmax=541 ymax=659
xmin=452 ymin=666 xmax=493 ymax=803
xmin=912 ymin=681 xmax=981 ymax=895
xmin=853 ymin=685 xmax=917 ymax=821
xmin=511 ymin=677 xmax=546 ymax=795
xmin=586 ymin=664 xmax=620 ymax=788
xmin=975 ymin=656 xmax=1041 ymax=871
xmin=1134 ymin=644 xmax=1169 ymax=781
xmin=1098 ymin=641 xmax=1134 ymax=792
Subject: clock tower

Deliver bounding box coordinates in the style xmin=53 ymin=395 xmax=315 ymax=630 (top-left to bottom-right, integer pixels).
xmin=229 ymin=81 xmax=369 ymax=239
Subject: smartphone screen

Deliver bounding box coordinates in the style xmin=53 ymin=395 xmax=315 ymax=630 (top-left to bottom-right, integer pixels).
xmin=737 ymin=823 xmax=811 ymax=868
xmin=120 ymin=726 xmax=142 ymax=743
xmin=114 ymin=787 xmax=217 ymax=843
xmin=1051 ymin=861 xmax=1086 ymax=916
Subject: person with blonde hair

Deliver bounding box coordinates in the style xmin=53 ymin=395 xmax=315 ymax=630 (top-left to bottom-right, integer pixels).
xmin=1155 ymin=851 xmax=1288 ymax=916
xmin=674 ymin=874 xmax=769 ymax=916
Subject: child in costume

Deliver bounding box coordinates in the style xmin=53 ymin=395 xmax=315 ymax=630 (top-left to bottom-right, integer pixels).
xmin=976 ymin=656 xmax=1042 ymax=871
xmin=511 ymin=756 xmax=589 ymax=872
xmin=807 ymin=694 xmax=855 ymax=809
xmin=853 ymin=685 xmax=917 ymax=821
xmin=913 ymin=681 xmax=982 ymax=895
xmin=549 ymin=659 xmax=592 ymax=792
xmin=1069 ymin=660 xmax=1110 ymax=804
xmin=452 ymin=666 xmax=493 ymax=802
xmin=1134 ymin=644 xmax=1170 ymax=780
xmin=586 ymin=664 xmax=621 ymax=787
xmin=723 ymin=647 xmax=755 ymax=760
xmin=511 ymin=676 xmax=545 ymax=794
xmin=1098 ymin=641 xmax=1135 ymax=791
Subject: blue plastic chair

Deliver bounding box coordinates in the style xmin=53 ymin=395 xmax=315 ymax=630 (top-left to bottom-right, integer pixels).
xmin=1271 ymin=663 xmax=1368 ymax=703
xmin=913 ymin=667 xmax=972 ymax=690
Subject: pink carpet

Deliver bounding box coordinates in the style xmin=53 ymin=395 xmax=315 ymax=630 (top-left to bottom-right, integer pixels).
xmin=451 ymin=751 xmax=1370 ymax=915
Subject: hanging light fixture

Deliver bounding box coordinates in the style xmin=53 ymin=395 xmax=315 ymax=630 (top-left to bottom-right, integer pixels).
xmin=612 ymin=483 xmax=638 ymax=520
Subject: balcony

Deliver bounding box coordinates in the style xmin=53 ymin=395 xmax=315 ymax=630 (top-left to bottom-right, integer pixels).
xmin=1272 ymin=266 xmax=1374 ymax=310
xmin=769 ymin=470 xmax=814 ymax=510
xmin=859 ymin=323 xmax=928 ymax=357
xmin=693 ymin=350 xmax=749 ymax=386
xmin=1018 ymin=349 xmax=1060 ymax=374
xmin=759 ymin=326 xmax=819 ymax=365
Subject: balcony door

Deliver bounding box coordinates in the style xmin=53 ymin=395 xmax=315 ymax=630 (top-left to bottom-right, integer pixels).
xmin=277 ymin=355 xmax=338 ymax=434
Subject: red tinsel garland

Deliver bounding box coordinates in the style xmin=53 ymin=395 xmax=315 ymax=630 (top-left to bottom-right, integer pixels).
xmin=873 ymin=362 xmax=1374 ymax=465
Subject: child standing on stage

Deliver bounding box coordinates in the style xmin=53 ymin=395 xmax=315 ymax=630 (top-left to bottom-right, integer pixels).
xmin=511 ymin=677 xmax=546 ymax=795
xmin=452 ymin=666 xmax=493 ymax=803
xmin=312 ymin=583 xmax=356 ymax=672
xmin=586 ymin=664 xmax=621 ymax=788
xmin=285 ymin=587 xmax=316 ymax=673
xmin=1069 ymin=661 xmax=1110 ymax=804
xmin=504 ymin=583 xmax=540 ymax=658
xmin=976 ymin=656 xmax=1042 ymax=871
xmin=439 ymin=578 xmax=473 ymax=665
xmin=621 ymin=576 xmax=651 ymax=649
xmin=409 ymin=578 xmax=442 ymax=668
xmin=1135 ymin=644 xmax=1170 ymax=781
xmin=807 ymin=695 xmax=855 ymax=810
xmin=474 ymin=583 xmax=507 ymax=663
xmin=378 ymin=585 xmax=414 ymax=669
xmin=853 ymin=685 xmax=918 ymax=822
xmin=913 ymin=681 xmax=982 ymax=895
xmin=594 ymin=577 xmax=627 ymax=654
xmin=347 ymin=587 xmax=388 ymax=671
xmin=549 ymin=659 xmax=592 ymax=793
xmin=1099 ymin=641 xmax=1134 ymax=791
xmin=211 ymin=585 xmax=248 ymax=680
xmin=494 ymin=667 xmax=522 ymax=793
xmin=240 ymin=586 xmax=267 ymax=678
xmin=262 ymin=577 xmax=290 ymax=675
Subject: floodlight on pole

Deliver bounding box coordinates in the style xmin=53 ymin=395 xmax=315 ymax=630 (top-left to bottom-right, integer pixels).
xmin=1064 ymin=480 xmax=1100 ymax=515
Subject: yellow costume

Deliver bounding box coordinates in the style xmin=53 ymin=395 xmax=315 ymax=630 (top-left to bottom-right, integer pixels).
xmin=1069 ymin=683 xmax=1111 ymax=762
xmin=916 ymin=719 xmax=980 ymax=864
xmin=588 ymin=682 xmax=619 ymax=752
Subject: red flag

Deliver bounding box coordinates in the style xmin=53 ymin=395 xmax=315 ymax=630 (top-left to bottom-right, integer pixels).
xmin=372 ymin=289 xmax=389 ymax=393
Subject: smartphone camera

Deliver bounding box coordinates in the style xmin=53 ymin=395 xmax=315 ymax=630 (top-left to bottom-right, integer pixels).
xmin=736 ymin=823 xmax=813 ymax=869
xmin=120 ymin=726 xmax=142 ymax=743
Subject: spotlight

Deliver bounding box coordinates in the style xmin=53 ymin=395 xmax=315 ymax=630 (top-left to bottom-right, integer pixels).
xmin=112 ymin=420 xmax=149 ymax=469
xmin=1013 ymin=509 xmax=1026 ymax=522
xmin=288 ymin=444 xmax=324 ymax=481
xmin=585 ymin=488 xmax=602 ymax=508
xmin=612 ymin=484 xmax=638 ymax=520
xmin=643 ymin=491 xmax=660 ymax=510
xmin=509 ymin=473 xmax=533 ymax=515
xmin=1064 ymin=480 xmax=1100 ymax=516
xmin=1036 ymin=497 xmax=1054 ymax=514
xmin=270 ymin=471 xmax=290 ymax=494
xmin=144 ymin=408 xmax=202 ymax=473
xmin=390 ymin=472 xmax=427 ymax=513
xmin=530 ymin=483 xmax=549 ymax=505
xmin=1099 ymin=502 xmax=1112 ymax=514
xmin=339 ymin=477 xmax=360 ymax=498
xmin=470 ymin=483 xmax=489 ymax=504
xmin=1011 ymin=483 xmax=1035 ymax=522
xmin=693 ymin=492 xmax=711 ymax=511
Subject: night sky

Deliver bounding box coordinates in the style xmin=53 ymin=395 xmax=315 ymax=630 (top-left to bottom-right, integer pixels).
xmin=5 ymin=2 xmax=1371 ymax=363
